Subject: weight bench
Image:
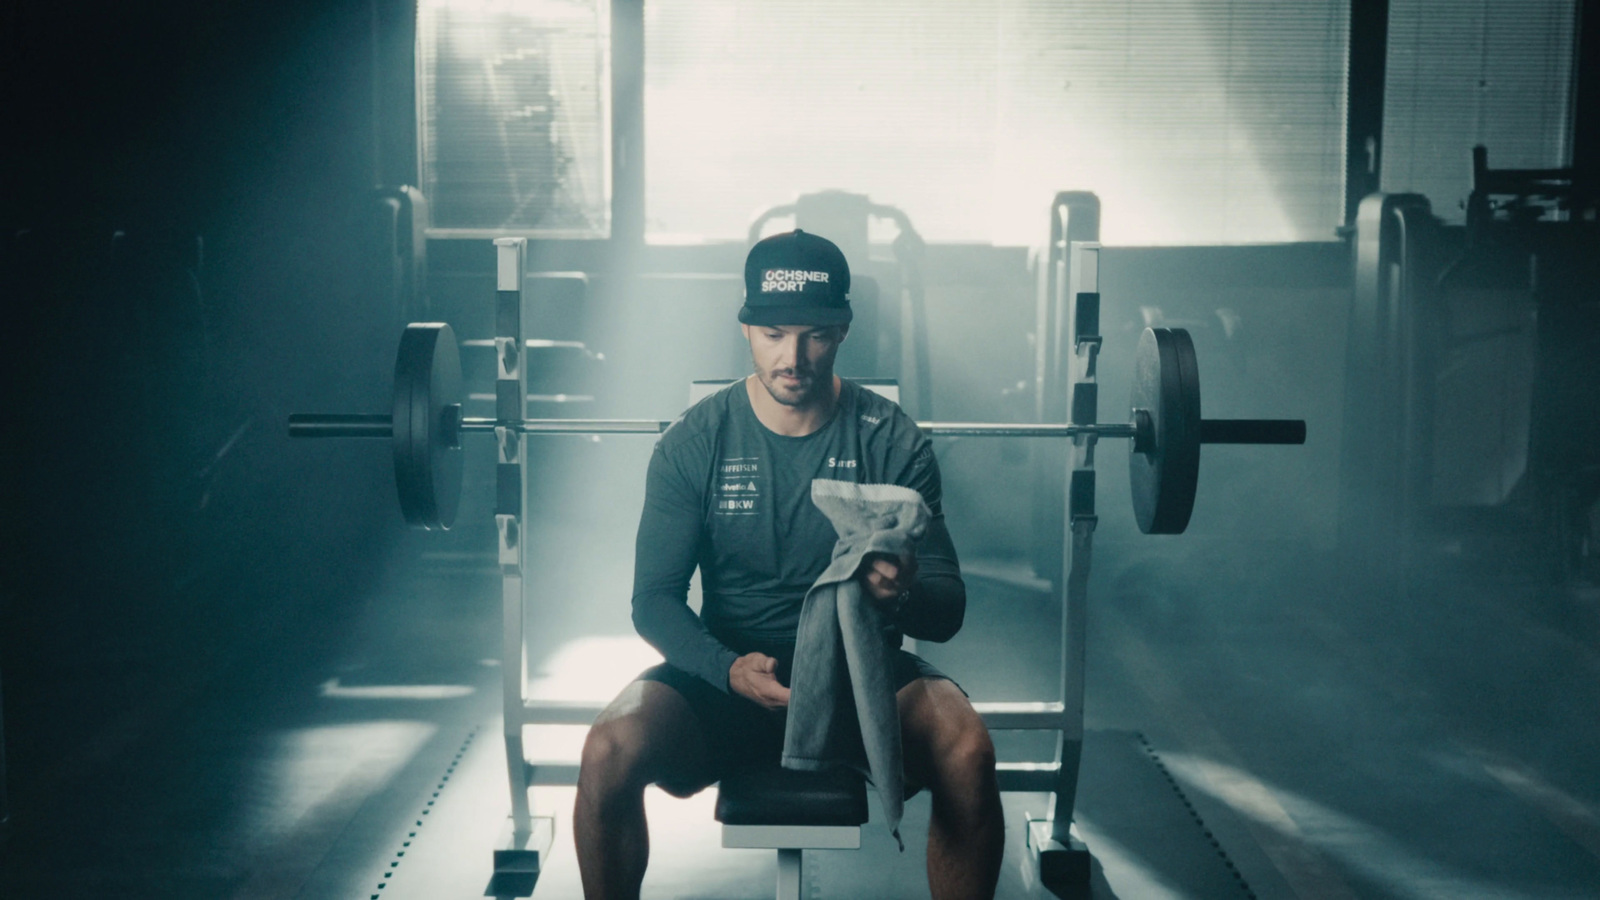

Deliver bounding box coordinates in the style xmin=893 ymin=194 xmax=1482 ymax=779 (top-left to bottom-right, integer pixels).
xmin=715 ymin=765 xmax=868 ymax=900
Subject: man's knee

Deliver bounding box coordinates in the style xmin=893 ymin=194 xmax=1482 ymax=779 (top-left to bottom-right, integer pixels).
xmin=938 ymin=723 xmax=998 ymax=792
xmin=903 ymin=680 xmax=997 ymax=791
xmin=579 ymin=718 xmax=652 ymax=798
xmin=579 ymin=681 xmax=713 ymax=803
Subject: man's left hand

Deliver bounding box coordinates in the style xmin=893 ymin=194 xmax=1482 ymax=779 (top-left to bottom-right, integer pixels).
xmin=858 ymin=552 xmax=917 ymax=604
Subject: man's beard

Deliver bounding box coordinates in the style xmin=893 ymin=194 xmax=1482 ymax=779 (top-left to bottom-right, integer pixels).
xmin=757 ymin=364 xmax=818 ymax=407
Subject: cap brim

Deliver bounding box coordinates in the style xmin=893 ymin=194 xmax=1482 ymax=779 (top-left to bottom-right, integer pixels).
xmin=738 ymin=304 xmax=853 ymax=326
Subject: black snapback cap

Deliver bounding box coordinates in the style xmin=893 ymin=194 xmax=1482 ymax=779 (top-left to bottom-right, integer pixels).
xmin=739 ymin=229 xmax=852 ymax=326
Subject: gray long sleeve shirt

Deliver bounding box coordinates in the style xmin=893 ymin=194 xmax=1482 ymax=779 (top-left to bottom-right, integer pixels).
xmin=630 ymin=378 xmax=965 ymax=692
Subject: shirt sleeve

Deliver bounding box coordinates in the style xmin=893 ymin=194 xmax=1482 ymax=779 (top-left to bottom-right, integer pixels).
xmin=893 ymin=438 xmax=967 ymax=643
xmin=630 ymin=439 xmax=742 ymax=691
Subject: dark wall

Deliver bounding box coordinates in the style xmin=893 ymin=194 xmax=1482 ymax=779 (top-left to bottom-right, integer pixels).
xmin=1 ymin=1 xmax=409 ymax=772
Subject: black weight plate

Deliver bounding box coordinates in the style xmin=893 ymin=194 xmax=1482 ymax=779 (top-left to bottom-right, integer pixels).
xmin=1129 ymin=327 xmax=1201 ymax=534
xmin=392 ymin=323 xmax=462 ymax=530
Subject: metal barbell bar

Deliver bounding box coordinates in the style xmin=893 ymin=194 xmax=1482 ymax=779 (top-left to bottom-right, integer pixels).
xmin=288 ymin=415 xmax=1141 ymax=439
xmin=288 ymin=414 xmax=1305 ymax=443
xmin=288 ymin=322 xmax=1305 ymax=533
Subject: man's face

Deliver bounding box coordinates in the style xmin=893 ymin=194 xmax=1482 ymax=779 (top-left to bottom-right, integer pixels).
xmin=743 ymin=323 xmax=847 ymax=407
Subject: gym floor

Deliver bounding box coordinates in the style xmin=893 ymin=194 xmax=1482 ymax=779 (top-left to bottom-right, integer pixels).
xmin=4 ymin=466 xmax=1599 ymax=900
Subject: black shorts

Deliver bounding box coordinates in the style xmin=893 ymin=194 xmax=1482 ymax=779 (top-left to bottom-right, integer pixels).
xmin=636 ymin=647 xmax=960 ymax=787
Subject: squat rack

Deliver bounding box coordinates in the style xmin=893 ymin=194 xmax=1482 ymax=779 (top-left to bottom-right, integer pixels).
xmin=489 ymin=236 xmax=1099 ymax=886
xmin=288 ymin=235 xmax=1304 ymax=891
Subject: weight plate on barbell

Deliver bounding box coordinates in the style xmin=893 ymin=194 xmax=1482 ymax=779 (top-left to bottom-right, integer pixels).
xmin=1129 ymin=327 xmax=1200 ymax=534
xmin=393 ymin=323 xmax=462 ymax=530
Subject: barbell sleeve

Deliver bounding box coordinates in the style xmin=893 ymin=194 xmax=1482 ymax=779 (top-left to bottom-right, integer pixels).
xmin=1199 ymin=419 xmax=1306 ymax=445
xmin=288 ymin=414 xmax=394 ymax=438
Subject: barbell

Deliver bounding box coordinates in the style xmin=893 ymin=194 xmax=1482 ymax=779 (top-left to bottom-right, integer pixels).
xmin=288 ymin=323 xmax=1304 ymax=533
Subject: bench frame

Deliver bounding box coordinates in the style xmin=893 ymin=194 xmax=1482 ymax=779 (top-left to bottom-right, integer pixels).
xmin=489 ymin=237 xmax=1100 ymax=891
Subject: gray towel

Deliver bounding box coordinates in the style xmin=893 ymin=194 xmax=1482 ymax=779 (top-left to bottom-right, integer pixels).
xmin=782 ymin=480 xmax=930 ymax=849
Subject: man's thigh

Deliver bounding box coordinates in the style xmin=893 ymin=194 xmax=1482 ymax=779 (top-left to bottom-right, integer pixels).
xmin=592 ymin=664 xmax=785 ymax=796
xmin=590 ymin=678 xmax=719 ymax=797
xmin=897 ymin=676 xmax=992 ymax=790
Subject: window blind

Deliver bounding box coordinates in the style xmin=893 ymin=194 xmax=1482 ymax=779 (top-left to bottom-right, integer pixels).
xmin=417 ymin=0 xmax=611 ymax=237
xmin=644 ymin=0 xmax=1350 ymax=246
xmin=1380 ymin=0 xmax=1576 ymax=222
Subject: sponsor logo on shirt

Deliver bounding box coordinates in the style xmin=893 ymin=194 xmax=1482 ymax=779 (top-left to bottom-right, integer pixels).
xmin=827 ymin=457 xmax=857 ymax=469
xmin=714 ymin=458 xmax=761 ymax=516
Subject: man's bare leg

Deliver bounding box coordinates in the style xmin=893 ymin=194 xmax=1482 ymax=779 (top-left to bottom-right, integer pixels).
xmin=900 ymin=677 xmax=1005 ymax=900
xmin=574 ymin=680 xmax=713 ymax=900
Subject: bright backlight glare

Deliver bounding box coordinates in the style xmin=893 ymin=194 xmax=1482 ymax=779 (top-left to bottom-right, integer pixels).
xmin=644 ymin=0 xmax=1348 ymax=246
xmin=527 ymin=635 xmax=664 ymax=701
xmin=318 ymin=678 xmax=476 ymax=700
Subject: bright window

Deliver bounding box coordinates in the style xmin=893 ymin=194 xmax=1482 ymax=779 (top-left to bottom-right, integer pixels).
xmin=644 ymin=0 xmax=1351 ymax=246
xmin=417 ymin=0 xmax=611 ymax=237
xmin=1380 ymin=0 xmax=1576 ymax=222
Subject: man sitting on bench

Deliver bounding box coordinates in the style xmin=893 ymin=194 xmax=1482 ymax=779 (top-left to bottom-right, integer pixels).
xmin=574 ymin=230 xmax=1004 ymax=900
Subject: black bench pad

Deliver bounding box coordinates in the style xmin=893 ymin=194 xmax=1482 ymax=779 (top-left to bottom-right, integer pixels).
xmin=714 ymin=765 xmax=868 ymax=826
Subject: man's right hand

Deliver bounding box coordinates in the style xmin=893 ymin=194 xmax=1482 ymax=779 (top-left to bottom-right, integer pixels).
xmin=729 ymin=652 xmax=791 ymax=710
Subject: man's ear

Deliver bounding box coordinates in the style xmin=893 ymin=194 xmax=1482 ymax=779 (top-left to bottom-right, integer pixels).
xmin=740 ymin=323 xmax=751 ymax=341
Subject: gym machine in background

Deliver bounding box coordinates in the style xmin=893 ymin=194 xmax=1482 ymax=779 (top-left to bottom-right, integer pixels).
xmin=1342 ymin=146 xmax=1600 ymax=591
xmin=747 ymin=191 xmax=933 ymax=421
xmin=290 ymin=237 xmax=1303 ymax=894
